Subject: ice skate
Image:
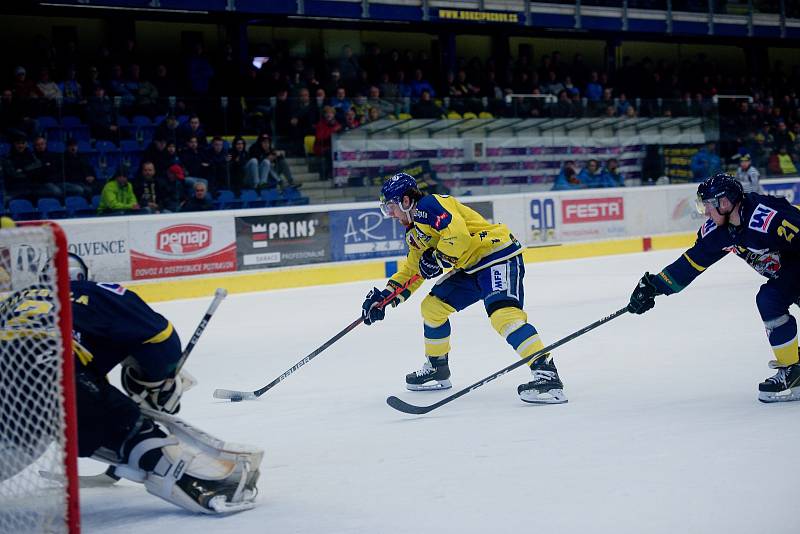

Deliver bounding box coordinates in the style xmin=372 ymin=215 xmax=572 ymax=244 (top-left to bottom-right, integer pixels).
xmin=518 ymin=356 xmax=567 ymax=404
xmin=406 ymin=355 xmax=451 ymax=391
xmin=758 ymin=362 xmax=800 ymax=403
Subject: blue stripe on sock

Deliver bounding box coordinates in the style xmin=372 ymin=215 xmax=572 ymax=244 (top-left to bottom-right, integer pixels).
xmin=507 ymin=324 xmax=537 ymax=350
xmin=769 ymin=317 xmax=797 ymax=346
xmin=424 ymin=320 xmax=451 ymax=339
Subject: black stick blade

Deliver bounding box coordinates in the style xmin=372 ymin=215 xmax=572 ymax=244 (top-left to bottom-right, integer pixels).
xmin=386 ymin=396 xmax=433 ymax=415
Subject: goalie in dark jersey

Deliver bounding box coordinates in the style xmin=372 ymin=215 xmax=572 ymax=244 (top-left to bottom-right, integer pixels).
xmin=628 ymin=173 xmax=800 ymax=403
xmin=3 ymin=254 xmax=261 ymax=513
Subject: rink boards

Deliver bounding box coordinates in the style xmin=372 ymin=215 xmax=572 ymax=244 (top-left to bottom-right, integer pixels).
xmin=54 ymin=178 xmax=800 ymax=302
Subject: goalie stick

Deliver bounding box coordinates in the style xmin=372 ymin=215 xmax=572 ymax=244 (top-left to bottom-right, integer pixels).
xmin=214 ymin=275 xmax=422 ymax=402
xmin=386 ymin=307 xmax=629 ymax=415
xmin=41 ymin=288 xmax=228 ymax=487
xmin=39 ymin=467 xmax=120 ymax=488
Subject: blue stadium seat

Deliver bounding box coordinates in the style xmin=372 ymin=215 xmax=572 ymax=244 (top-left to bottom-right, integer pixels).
xmin=46 ymin=126 xmax=67 ymax=143
xmin=65 ymin=196 xmax=95 ymax=217
xmin=91 ymin=153 xmax=120 ymax=181
xmin=38 ymin=116 xmax=59 ymax=130
xmin=214 ymin=190 xmax=243 ymax=210
xmin=37 ymin=198 xmax=68 ymax=219
xmin=283 ymin=187 xmax=310 ymax=206
xmin=177 ymin=114 xmax=190 ymax=125
xmin=124 ymin=124 xmax=155 ymax=146
xmin=77 ymin=140 xmax=95 ymax=154
xmin=240 ymin=189 xmax=266 ymax=208
xmin=260 ymin=188 xmax=285 ymax=207
xmin=153 ymin=114 xmax=166 ymax=125
xmin=61 ymin=116 xmax=82 ymax=128
xmin=95 ymin=140 xmax=118 ymax=153
xmin=120 ymin=139 xmax=141 ymax=152
xmin=120 ymin=153 xmax=141 ymax=176
xmin=0 ymin=143 xmax=9 ymax=157
xmin=116 ymin=116 xmax=130 ymax=127
xmin=9 ymin=199 xmax=38 ymax=221
xmin=47 ymin=140 xmax=66 ymax=153
xmin=90 ymin=195 xmax=101 ymax=211
xmin=132 ymin=115 xmax=152 ymax=126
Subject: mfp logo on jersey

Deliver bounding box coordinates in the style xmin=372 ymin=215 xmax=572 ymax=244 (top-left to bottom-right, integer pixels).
xmin=156 ymin=224 xmax=211 ymax=255
xmin=748 ymin=204 xmax=777 ymax=233
xmin=490 ymin=263 xmax=508 ymax=292
xmin=562 ymin=197 xmax=624 ymax=223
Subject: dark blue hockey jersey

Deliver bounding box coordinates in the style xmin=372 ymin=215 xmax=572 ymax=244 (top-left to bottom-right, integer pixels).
xmin=653 ymin=193 xmax=800 ymax=295
xmin=70 ymin=280 xmax=174 ymax=376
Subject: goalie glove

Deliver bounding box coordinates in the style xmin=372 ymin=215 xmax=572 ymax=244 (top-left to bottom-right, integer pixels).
xmin=419 ymin=248 xmax=454 ymax=279
xmin=122 ymin=366 xmax=193 ymax=415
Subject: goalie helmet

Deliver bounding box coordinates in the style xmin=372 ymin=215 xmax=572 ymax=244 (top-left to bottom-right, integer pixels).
xmin=67 ymin=252 xmax=89 ymax=281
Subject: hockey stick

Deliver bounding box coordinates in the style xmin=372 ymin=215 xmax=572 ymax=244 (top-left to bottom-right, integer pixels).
xmin=386 ymin=307 xmax=629 ymax=415
xmin=40 ymin=288 xmax=229 ymax=488
xmin=213 ymin=275 xmax=422 ymax=402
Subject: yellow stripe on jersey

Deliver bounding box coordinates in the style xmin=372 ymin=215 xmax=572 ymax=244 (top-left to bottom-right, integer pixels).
xmin=73 ymin=339 xmax=94 ymax=366
xmin=143 ymin=322 xmax=174 ymax=344
xmin=683 ymin=252 xmax=707 ymax=272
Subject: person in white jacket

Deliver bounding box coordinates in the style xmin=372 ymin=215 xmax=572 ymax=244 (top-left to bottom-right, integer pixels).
xmin=735 ymin=154 xmax=762 ymax=193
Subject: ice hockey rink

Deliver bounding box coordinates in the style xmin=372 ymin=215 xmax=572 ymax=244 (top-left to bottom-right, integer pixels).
xmin=80 ymin=248 xmax=800 ymax=534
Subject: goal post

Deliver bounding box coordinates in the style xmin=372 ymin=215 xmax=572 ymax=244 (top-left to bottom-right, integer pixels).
xmin=0 ymin=222 xmax=80 ymax=533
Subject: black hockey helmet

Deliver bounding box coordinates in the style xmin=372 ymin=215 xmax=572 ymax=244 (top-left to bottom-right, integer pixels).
xmin=696 ymin=173 xmax=744 ymax=213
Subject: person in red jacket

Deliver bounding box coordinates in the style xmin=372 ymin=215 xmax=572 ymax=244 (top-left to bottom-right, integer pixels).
xmin=313 ymin=105 xmax=342 ymax=183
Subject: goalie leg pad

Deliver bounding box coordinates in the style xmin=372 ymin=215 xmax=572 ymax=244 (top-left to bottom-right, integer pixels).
xmin=141 ymin=408 xmax=263 ymax=514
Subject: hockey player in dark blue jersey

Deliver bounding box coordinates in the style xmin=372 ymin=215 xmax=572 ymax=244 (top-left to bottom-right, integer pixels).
xmin=65 ymin=254 xmax=262 ymax=513
xmin=628 ymin=173 xmax=800 ymax=402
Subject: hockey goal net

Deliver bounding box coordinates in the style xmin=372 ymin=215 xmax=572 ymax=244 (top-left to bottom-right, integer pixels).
xmin=0 ymin=222 xmax=79 ymax=533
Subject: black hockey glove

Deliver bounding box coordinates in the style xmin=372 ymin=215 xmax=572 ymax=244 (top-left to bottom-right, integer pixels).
xmin=362 ymin=287 xmax=392 ymax=325
xmin=419 ymin=248 xmax=453 ymax=279
xmin=121 ymin=366 xmax=184 ymax=414
xmin=628 ymin=272 xmax=661 ymax=315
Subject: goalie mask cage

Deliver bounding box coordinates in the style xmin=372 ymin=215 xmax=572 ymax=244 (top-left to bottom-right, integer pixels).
xmin=0 ymin=223 xmax=79 ymax=533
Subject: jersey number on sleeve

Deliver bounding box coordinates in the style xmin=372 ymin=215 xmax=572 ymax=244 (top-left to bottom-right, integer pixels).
xmin=777 ymin=220 xmax=799 ymax=244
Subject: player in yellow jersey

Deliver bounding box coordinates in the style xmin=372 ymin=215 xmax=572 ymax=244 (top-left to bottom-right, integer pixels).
xmin=361 ymin=173 xmax=567 ymax=404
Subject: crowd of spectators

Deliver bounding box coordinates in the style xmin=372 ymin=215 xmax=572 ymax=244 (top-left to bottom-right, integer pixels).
xmin=1 ymin=34 xmax=799 ymax=215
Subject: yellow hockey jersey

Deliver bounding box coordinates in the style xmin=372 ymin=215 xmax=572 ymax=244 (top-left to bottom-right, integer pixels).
xmin=387 ymin=194 xmax=521 ymax=297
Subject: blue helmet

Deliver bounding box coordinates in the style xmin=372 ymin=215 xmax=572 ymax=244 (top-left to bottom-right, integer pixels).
xmin=697 ymin=173 xmax=743 ymax=209
xmin=379 ymin=173 xmax=417 ymax=216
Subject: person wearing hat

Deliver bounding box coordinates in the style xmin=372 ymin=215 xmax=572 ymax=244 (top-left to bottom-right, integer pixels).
xmin=161 ymin=163 xmax=189 ymax=212
xmin=12 ymin=66 xmax=43 ymax=100
xmin=735 ymin=153 xmax=761 ymax=193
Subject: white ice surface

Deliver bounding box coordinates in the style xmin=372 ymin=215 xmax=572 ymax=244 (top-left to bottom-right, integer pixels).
xmin=79 ymin=249 xmax=800 ymax=534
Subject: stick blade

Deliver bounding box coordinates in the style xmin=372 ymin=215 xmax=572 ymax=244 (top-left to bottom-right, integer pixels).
xmin=213 ymin=388 xmax=258 ymax=402
xmin=386 ymin=395 xmax=433 ymax=415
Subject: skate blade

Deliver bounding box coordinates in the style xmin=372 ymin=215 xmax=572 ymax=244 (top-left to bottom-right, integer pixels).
xmin=406 ymin=379 xmax=452 ymax=391
xmin=758 ymin=388 xmax=800 ymax=403
xmin=519 ymin=388 xmax=568 ymax=405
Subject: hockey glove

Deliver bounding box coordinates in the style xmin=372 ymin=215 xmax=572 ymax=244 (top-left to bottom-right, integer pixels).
xmin=121 ymin=366 xmax=185 ymax=414
xmin=362 ymin=287 xmax=393 ymax=325
xmin=419 ymin=248 xmax=453 ymax=279
xmin=628 ymin=272 xmax=661 ymax=315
